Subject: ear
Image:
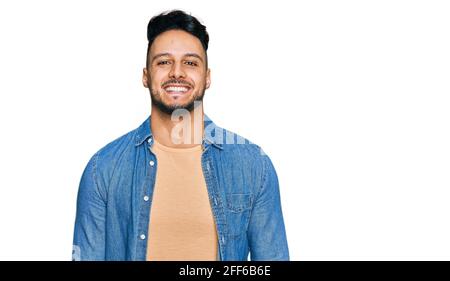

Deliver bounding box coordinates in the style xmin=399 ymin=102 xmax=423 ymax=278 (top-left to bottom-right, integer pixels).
xmin=205 ymin=68 xmax=211 ymax=89
xmin=142 ymin=67 xmax=149 ymax=88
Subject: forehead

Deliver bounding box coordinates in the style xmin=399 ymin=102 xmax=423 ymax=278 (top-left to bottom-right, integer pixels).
xmin=150 ymin=29 xmax=205 ymax=58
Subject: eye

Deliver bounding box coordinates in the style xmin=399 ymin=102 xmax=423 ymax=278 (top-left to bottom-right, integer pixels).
xmin=156 ymin=60 xmax=170 ymax=65
xmin=185 ymin=61 xmax=198 ymax=66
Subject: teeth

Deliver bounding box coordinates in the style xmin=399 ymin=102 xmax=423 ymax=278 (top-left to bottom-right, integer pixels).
xmin=165 ymin=86 xmax=189 ymax=92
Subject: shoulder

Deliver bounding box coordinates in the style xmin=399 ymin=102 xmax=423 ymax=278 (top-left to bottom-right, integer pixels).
xmin=211 ymin=125 xmax=273 ymax=172
xmin=96 ymin=129 xmax=137 ymax=166
xmin=85 ymin=122 xmax=143 ymax=184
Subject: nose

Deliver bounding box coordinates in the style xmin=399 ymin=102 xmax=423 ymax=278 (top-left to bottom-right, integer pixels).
xmin=168 ymin=61 xmax=186 ymax=79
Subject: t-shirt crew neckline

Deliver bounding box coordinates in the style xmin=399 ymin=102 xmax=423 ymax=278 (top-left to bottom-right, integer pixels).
xmin=152 ymin=138 xmax=202 ymax=153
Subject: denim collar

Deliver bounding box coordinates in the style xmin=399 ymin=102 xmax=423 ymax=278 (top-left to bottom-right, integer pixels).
xmin=134 ymin=114 xmax=223 ymax=150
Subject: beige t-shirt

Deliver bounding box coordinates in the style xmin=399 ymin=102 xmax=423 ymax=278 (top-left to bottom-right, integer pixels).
xmin=146 ymin=139 xmax=218 ymax=261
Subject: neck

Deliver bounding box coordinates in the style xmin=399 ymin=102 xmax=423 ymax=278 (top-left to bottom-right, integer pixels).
xmin=150 ymin=103 xmax=204 ymax=148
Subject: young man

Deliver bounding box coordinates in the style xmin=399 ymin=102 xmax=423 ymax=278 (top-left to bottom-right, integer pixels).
xmin=73 ymin=10 xmax=289 ymax=261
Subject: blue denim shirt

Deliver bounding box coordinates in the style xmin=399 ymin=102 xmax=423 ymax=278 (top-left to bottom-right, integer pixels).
xmin=73 ymin=115 xmax=289 ymax=261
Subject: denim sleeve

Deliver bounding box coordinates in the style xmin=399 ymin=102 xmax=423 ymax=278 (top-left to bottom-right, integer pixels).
xmin=247 ymin=154 xmax=289 ymax=261
xmin=72 ymin=152 xmax=106 ymax=261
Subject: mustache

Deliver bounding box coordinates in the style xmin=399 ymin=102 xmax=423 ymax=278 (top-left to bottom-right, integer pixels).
xmin=162 ymin=79 xmax=193 ymax=88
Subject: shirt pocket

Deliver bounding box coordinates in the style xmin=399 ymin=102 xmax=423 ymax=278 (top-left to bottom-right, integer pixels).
xmin=225 ymin=193 xmax=253 ymax=238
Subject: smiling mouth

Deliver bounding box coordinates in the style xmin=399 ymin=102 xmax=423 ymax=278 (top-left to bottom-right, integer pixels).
xmin=163 ymin=85 xmax=191 ymax=94
xmin=164 ymin=87 xmax=190 ymax=93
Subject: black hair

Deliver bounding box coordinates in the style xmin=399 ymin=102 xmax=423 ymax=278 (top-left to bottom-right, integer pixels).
xmin=146 ymin=10 xmax=209 ymax=68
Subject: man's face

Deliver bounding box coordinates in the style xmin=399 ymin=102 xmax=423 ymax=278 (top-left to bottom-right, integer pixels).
xmin=143 ymin=29 xmax=211 ymax=114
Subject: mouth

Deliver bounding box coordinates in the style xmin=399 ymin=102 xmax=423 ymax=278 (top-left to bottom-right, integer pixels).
xmin=163 ymin=84 xmax=192 ymax=96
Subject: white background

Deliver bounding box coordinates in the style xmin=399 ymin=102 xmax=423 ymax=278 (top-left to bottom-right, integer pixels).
xmin=0 ymin=0 xmax=449 ymax=260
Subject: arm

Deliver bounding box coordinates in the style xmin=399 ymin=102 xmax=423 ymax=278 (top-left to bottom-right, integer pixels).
xmin=72 ymin=152 xmax=106 ymax=261
xmin=247 ymin=155 xmax=289 ymax=261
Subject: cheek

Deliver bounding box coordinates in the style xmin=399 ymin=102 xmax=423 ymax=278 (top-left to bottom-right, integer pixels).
xmin=149 ymin=72 xmax=165 ymax=87
xmin=189 ymin=72 xmax=207 ymax=87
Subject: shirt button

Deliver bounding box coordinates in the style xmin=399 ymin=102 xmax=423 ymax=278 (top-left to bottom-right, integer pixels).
xmin=149 ymin=160 xmax=155 ymax=166
xmin=143 ymin=195 xmax=149 ymax=202
xmin=140 ymin=234 xmax=146 ymax=240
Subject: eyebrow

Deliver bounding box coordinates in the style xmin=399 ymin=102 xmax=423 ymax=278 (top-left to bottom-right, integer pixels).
xmin=152 ymin=52 xmax=204 ymax=63
xmin=184 ymin=53 xmax=204 ymax=63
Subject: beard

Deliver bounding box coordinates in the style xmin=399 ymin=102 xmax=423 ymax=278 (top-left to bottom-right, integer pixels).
xmin=149 ymin=86 xmax=206 ymax=115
